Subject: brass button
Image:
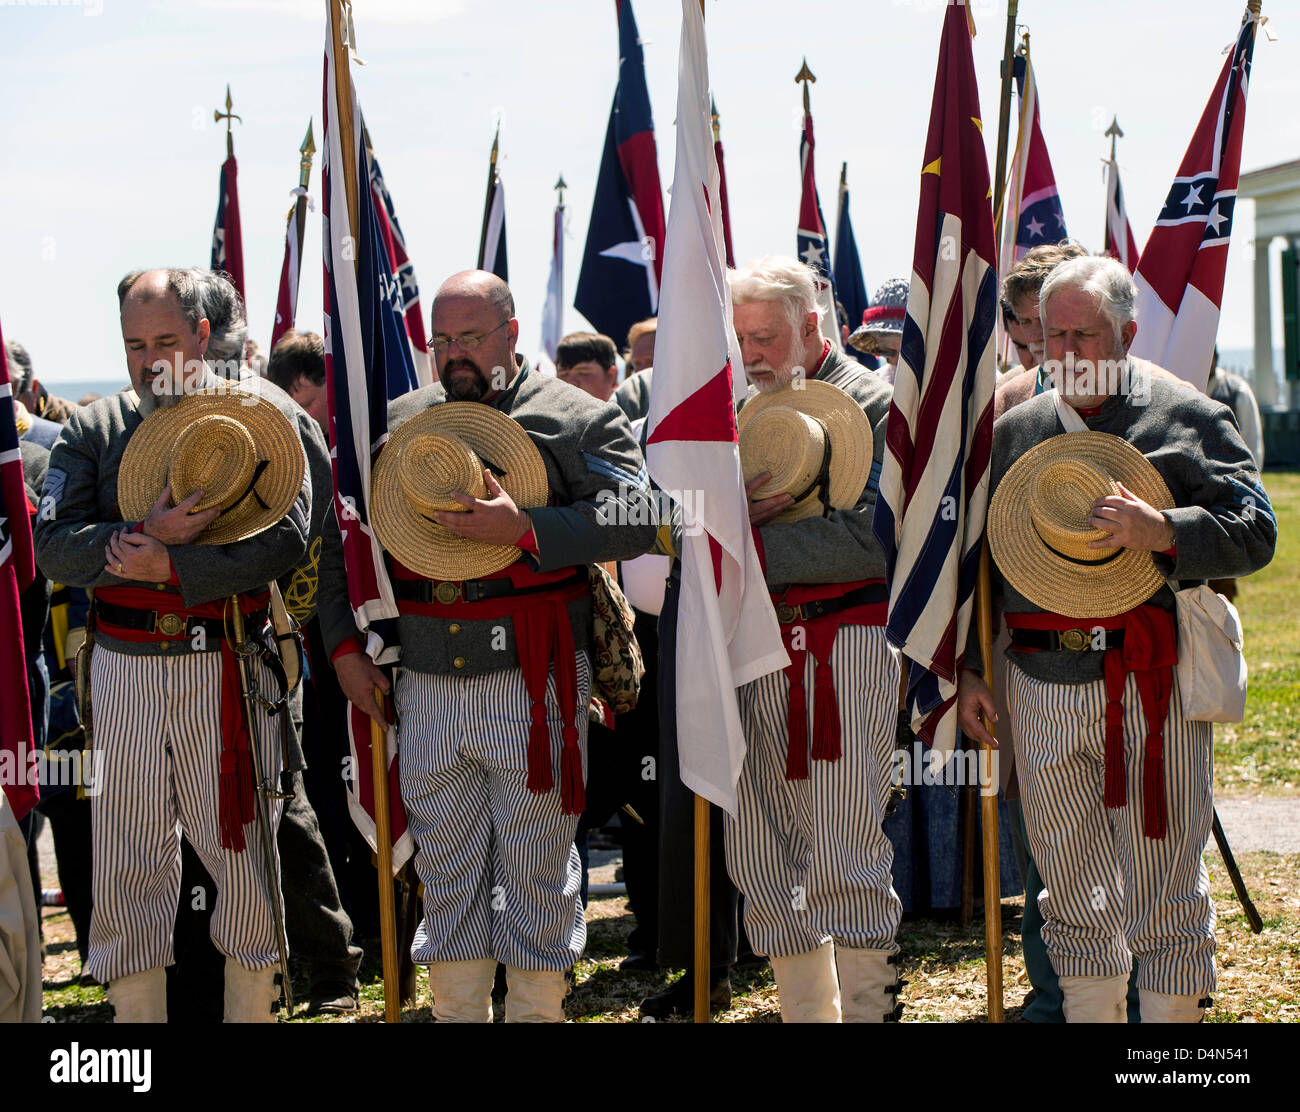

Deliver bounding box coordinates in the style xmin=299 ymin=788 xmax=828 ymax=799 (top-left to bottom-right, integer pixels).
xmin=452 ymin=656 xmax=466 ymax=670
xmin=448 ymin=623 xmax=462 ymax=635
xmin=158 ymin=642 xmax=171 ymax=653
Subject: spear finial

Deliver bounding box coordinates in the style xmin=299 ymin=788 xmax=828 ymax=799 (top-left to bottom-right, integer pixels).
xmin=298 ymin=120 xmax=316 ymax=189
xmin=795 ymin=58 xmax=816 ymax=116
xmin=554 ymin=174 xmax=567 ymax=208
xmin=1105 ymin=115 xmax=1124 ymax=162
xmin=214 ymin=84 xmax=242 ymax=159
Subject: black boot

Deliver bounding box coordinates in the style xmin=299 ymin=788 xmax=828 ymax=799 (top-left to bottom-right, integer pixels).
xmin=639 ymin=967 xmax=731 ymax=1020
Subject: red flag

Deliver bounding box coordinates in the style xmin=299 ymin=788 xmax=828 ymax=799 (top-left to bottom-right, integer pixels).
xmin=1 ymin=319 xmax=37 ymax=820
xmin=270 ymin=187 xmax=309 ymax=352
xmin=712 ymin=97 xmax=736 ymax=269
xmin=211 ymin=154 xmax=245 ymax=299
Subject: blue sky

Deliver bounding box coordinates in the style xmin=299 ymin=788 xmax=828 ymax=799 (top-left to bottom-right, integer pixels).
xmin=1 ymin=0 xmax=1295 ymax=385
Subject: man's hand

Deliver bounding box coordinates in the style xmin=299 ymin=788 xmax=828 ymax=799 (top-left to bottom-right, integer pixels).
xmin=142 ymin=484 xmax=220 ymax=545
xmin=1087 ymin=481 xmax=1175 ymax=552
xmin=333 ymin=652 xmax=391 ymax=731
xmin=746 ymin=471 xmax=794 ymax=526
xmin=956 ymin=668 xmax=999 ymax=749
xmin=432 ymin=470 xmax=531 ymax=546
xmin=105 ymin=529 xmax=172 ymax=582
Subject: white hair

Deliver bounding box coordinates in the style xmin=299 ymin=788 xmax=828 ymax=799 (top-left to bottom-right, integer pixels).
xmin=728 ymin=255 xmax=823 ymax=333
xmin=1038 ymin=255 xmax=1137 ymax=342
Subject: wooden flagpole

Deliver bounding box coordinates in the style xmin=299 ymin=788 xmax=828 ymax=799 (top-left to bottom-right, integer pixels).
xmin=693 ymin=0 xmax=712 ymax=1028
xmin=329 ymin=0 xmax=400 ymax=1023
xmin=978 ymin=0 xmax=1021 ymax=1026
xmin=477 ymin=121 xmax=502 ymax=271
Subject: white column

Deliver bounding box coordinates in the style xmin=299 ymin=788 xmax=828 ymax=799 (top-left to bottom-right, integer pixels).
xmin=1253 ymin=236 xmax=1277 ymax=408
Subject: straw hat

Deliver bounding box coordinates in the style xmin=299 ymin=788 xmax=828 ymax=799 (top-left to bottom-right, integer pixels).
xmin=988 ymin=431 xmax=1174 ymax=619
xmin=118 ymin=388 xmax=306 ymax=546
xmin=738 ymin=380 xmax=874 ymax=523
xmin=371 ymin=402 xmax=550 ymax=580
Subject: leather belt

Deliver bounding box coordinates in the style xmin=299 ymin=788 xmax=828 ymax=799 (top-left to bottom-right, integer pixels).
xmin=93 ymin=599 xmax=270 ymax=641
xmin=773 ymin=581 xmax=889 ymax=625
xmin=395 ymin=570 xmax=586 ymax=606
xmin=1010 ymin=627 xmax=1125 ymax=653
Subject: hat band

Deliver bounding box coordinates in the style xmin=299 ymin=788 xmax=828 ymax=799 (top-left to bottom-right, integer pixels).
xmin=1032 ymin=519 xmax=1125 ymax=568
xmin=218 ymin=458 xmax=271 ymax=517
xmin=788 ymin=416 xmax=834 ymax=518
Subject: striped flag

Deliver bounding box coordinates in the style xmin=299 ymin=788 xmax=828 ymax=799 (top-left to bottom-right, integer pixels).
xmin=477 ymin=127 xmax=508 ymax=282
xmin=796 ymin=77 xmax=841 ymax=350
xmin=1130 ymin=8 xmax=1260 ymax=391
xmin=367 ymin=142 xmax=432 ymax=388
xmin=1104 ymin=151 xmax=1139 ymax=274
xmin=0 ymin=317 xmax=37 ymax=821
xmin=322 ymin=30 xmax=420 ymax=870
xmin=872 ymin=0 xmax=996 ymax=761
xmin=541 ymin=186 xmax=565 ymax=362
xmin=210 ymin=152 xmax=245 ymax=299
xmin=645 ymin=0 xmax=787 ymax=815
xmin=271 ymin=124 xmax=314 ymax=352
xmin=834 ymin=163 xmax=875 ymax=368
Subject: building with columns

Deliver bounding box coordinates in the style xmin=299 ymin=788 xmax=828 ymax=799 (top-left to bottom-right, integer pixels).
xmin=1240 ymin=158 xmax=1300 ymax=412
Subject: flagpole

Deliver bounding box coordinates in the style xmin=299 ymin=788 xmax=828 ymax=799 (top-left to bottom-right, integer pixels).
xmin=329 ymin=0 xmax=400 ymax=1023
xmin=978 ymin=0 xmax=1020 ymax=1027
xmin=477 ymin=121 xmax=501 ymax=271
xmin=1103 ymin=116 xmax=1123 ymax=251
xmin=693 ymin=0 xmax=712 ymax=1028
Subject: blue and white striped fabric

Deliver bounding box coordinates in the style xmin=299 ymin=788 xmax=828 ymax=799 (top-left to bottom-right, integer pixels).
xmin=397 ymin=654 xmax=591 ymax=972
xmin=725 ymin=626 xmax=902 ymax=959
xmin=85 ymin=648 xmax=284 ymax=984
xmin=1008 ymin=662 xmax=1216 ymax=996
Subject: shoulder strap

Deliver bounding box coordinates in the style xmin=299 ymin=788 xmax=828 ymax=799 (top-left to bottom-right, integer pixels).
xmin=1049 ymin=388 xmax=1089 ymax=434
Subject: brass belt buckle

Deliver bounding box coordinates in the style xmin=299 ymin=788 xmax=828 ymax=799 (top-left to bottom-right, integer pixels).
xmin=775 ymin=602 xmax=801 ymax=624
xmin=156 ymin=613 xmax=185 ymax=638
xmin=1059 ymin=629 xmax=1088 ymax=652
xmin=434 ymin=581 xmax=462 ymax=605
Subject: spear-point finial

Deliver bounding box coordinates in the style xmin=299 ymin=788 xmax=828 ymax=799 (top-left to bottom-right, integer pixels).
xmin=555 ymin=174 xmax=567 ymax=207
xmin=1105 ymin=114 xmax=1124 ymax=162
xmin=711 ymin=95 xmax=721 ymax=144
xmin=214 ymin=84 xmax=242 ymax=159
xmin=795 ymin=58 xmax=816 ymax=116
xmin=489 ymin=117 xmax=501 ymax=172
xmin=298 ymin=121 xmax=316 ymax=189
xmin=840 ymin=161 xmax=848 ymax=190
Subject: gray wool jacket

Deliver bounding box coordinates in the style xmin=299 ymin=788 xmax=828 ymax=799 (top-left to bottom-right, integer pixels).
xmin=34 ymin=371 xmax=314 ymax=657
xmin=739 ymin=345 xmax=894 ymax=591
xmin=972 ymin=377 xmax=1277 ymax=685
xmin=317 ymin=357 xmax=659 ymax=675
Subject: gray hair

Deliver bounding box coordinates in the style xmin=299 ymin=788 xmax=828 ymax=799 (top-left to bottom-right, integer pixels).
xmin=728 ymin=255 xmax=823 ymax=333
xmin=117 ymin=268 xmax=207 ymax=333
xmin=194 ymin=270 xmax=248 ymax=373
xmin=1038 ymin=255 xmax=1136 ymax=342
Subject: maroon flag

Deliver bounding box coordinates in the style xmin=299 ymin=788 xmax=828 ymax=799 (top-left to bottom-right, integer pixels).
xmin=270 ymin=190 xmax=309 ymax=352
xmin=712 ymin=96 xmax=736 ymax=269
xmin=1 ymin=317 xmax=37 ymax=820
xmin=211 ymin=154 xmax=245 ymax=299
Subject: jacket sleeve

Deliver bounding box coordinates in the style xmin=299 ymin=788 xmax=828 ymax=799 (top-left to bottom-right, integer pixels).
xmin=313 ymin=493 xmax=368 ymax=658
xmin=528 ymin=403 xmax=659 ymax=570
xmin=756 ymin=404 xmax=888 ymax=586
xmin=34 ymin=410 xmax=131 ymax=591
xmin=1157 ymin=404 xmax=1276 ymax=582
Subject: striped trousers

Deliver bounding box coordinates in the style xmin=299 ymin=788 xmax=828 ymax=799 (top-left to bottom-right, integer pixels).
xmin=396 ymin=653 xmax=591 ymax=971
xmin=1008 ymin=662 xmax=1216 ymax=995
xmin=86 ymin=646 xmax=284 ymax=984
xmin=725 ymin=625 xmax=902 ymax=959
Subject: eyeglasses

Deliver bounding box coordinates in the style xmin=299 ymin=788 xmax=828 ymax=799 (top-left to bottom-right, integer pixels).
xmin=428 ymin=319 xmax=510 ymax=354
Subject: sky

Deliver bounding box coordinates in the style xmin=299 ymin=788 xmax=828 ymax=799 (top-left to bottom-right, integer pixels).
xmin=1 ymin=0 xmax=1296 ymax=386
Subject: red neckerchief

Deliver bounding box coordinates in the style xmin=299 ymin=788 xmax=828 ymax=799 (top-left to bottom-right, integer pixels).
xmin=1005 ymin=604 xmax=1177 ymax=838
xmin=95 ymin=585 xmax=270 ymax=852
xmin=772 ymin=579 xmax=887 ymax=781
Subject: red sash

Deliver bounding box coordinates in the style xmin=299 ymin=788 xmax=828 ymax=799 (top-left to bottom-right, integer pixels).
xmin=1006 ymin=604 xmax=1178 ymax=839
xmin=392 ymin=561 xmax=592 ymax=814
xmin=773 ymin=579 xmax=887 ymax=781
xmin=95 ymin=585 xmax=270 ymax=853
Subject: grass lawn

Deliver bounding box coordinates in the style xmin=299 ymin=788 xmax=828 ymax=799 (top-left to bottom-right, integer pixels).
xmin=1216 ymin=470 xmax=1300 ymax=796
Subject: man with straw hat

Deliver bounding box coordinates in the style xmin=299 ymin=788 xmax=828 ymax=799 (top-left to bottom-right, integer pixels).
xmin=33 ymin=268 xmax=313 ymax=1022
xmin=957 ymin=255 xmax=1275 ymax=1023
xmin=320 ymin=270 xmax=657 ymax=1023
xmin=726 ymin=256 xmax=903 ymax=1023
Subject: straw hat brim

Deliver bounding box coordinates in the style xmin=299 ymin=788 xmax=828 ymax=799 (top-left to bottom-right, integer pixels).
xmin=988 ymin=431 xmax=1174 ymax=620
xmin=848 ymin=322 xmax=903 ymax=355
xmin=371 ymin=402 xmax=550 ymax=580
xmin=118 ymin=389 xmax=306 ymax=546
xmin=737 ymin=380 xmax=874 ymax=524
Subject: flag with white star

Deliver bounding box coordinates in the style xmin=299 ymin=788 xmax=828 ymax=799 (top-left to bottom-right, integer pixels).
xmin=998 ymin=47 xmax=1067 ymax=276
xmin=210 ymin=154 xmax=245 ymax=299
xmin=797 ymin=110 xmax=842 ymax=349
xmin=1131 ymin=7 xmax=1261 ymax=392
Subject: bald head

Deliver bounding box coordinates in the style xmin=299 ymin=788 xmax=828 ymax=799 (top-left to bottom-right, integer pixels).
xmin=118 ymin=267 xmax=210 ymax=409
xmin=429 ymin=270 xmax=520 ymax=402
